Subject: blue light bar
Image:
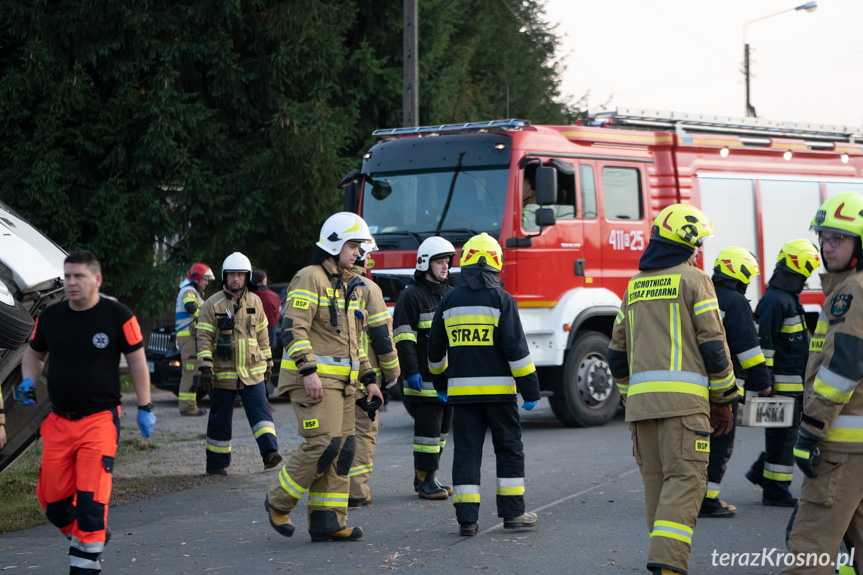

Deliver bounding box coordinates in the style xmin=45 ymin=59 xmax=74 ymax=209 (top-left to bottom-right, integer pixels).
xmin=372 ymin=119 xmax=530 ymax=138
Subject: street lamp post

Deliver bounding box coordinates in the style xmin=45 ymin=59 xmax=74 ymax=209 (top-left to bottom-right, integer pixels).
xmin=743 ymin=1 xmax=817 ymax=118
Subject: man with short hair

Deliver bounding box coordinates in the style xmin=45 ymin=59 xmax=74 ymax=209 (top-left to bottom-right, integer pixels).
xmin=19 ymin=250 xmax=154 ymax=575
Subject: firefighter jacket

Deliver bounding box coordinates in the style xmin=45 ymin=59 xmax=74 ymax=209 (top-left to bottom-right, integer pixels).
xmin=348 ymin=265 xmax=400 ymax=384
xmin=175 ymin=280 xmax=203 ymax=337
xmin=426 ymin=266 xmax=540 ymax=405
xmin=754 ymin=268 xmax=809 ymax=396
xmin=277 ymin=258 xmax=371 ymax=393
xmin=799 ymin=268 xmax=863 ymax=453
xmin=608 ymin=244 xmax=737 ymax=422
xmin=393 ymin=273 xmax=451 ymax=402
xmin=196 ymin=288 xmax=272 ymax=389
xmin=713 ymin=275 xmax=772 ymax=393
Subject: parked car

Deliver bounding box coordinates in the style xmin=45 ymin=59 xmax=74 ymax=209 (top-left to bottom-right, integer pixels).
xmin=0 ymin=200 xmax=67 ymax=473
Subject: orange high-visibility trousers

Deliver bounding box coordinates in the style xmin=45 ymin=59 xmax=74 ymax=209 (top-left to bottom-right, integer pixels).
xmin=37 ymin=408 xmax=120 ymax=574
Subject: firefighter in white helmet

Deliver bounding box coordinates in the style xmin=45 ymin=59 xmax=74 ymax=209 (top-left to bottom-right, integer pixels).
xmin=265 ymin=212 xmax=380 ymax=542
xmin=393 ymin=236 xmax=457 ymax=499
xmin=347 ymin=240 xmax=401 ymax=508
xmin=176 ymin=262 xmax=215 ymax=416
xmin=196 ymin=252 xmax=280 ymax=475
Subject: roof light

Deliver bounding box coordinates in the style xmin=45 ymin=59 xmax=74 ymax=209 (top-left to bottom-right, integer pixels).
xmin=783 ymin=151 xmax=793 ymax=161
xmin=720 ymin=147 xmax=730 ymax=158
xmin=841 ymin=153 xmax=850 ymax=163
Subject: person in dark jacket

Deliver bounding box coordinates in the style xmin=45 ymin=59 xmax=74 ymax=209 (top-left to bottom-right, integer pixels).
xmin=427 ymin=233 xmax=541 ymax=537
xmin=393 ymin=236 xmax=456 ymax=499
xmin=746 ymin=239 xmax=820 ymax=507
xmin=700 ymin=247 xmax=773 ymax=518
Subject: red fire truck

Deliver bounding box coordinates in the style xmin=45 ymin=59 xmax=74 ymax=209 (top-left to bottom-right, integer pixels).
xmin=342 ymin=108 xmax=863 ymax=428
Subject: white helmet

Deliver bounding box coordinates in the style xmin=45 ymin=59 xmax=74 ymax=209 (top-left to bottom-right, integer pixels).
xmin=221 ymin=252 xmax=252 ymax=284
xmin=416 ymin=236 xmax=456 ymax=271
xmin=316 ymin=212 xmax=373 ymax=256
xmin=358 ymin=239 xmax=379 ymax=262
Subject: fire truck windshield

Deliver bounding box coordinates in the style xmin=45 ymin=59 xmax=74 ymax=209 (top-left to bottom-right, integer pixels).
xmin=362 ymin=168 xmax=508 ymax=249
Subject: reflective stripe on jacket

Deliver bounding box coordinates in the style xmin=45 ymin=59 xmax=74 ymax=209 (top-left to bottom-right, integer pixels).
xmin=276 ymin=259 xmax=370 ymax=392
xmin=426 ymin=267 xmax=540 ymax=404
xmin=755 ymin=274 xmax=809 ymax=396
xmin=196 ymin=289 xmax=272 ymax=388
xmin=349 ymin=266 xmax=400 ymax=384
xmin=609 ymin=260 xmax=737 ymax=422
xmin=800 ymin=268 xmax=863 ymax=453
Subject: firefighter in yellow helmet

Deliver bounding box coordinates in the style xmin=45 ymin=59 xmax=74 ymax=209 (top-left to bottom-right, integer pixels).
xmin=783 ymin=192 xmax=863 ymax=575
xmin=700 ymin=248 xmax=773 ymax=518
xmin=265 ymin=212 xmax=380 ymax=542
xmin=176 ymin=263 xmax=215 ymax=416
xmin=745 ymin=239 xmax=819 ymax=507
xmin=427 ymin=232 xmax=541 ymax=536
xmin=608 ymin=204 xmax=737 ymax=575
xmin=347 ymin=240 xmax=400 ymax=508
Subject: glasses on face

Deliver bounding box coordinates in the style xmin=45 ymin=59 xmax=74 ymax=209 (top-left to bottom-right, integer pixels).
xmin=819 ymin=234 xmax=851 ymax=248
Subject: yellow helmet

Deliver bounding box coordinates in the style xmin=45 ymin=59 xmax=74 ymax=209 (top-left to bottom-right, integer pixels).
xmin=651 ymin=204 xmax=713 ymax=249
xmin=714 ymin=246 xmax=760 ymax=284
xmin=810 ymin=192 xmax=863 ymax=238
xmin=460 ymin=233 xmax=503 ymax=272
xmin=777 ymin=239 xmax=820 ymax=278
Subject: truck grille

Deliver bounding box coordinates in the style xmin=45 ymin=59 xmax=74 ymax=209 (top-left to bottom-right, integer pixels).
xmin=147 ymin=329 xmax=177 ymax=354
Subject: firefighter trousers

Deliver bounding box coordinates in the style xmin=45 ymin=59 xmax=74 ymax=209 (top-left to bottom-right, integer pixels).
xmin=37 ymin=408 xmax=120 ymax=575
xmin=412 ymin=399 xmax=453 ymax=472
xmin=177 ymin=334 xmax=199 ymax=414
xmin=349 ymin=387 xmax=378 ymax=502
xmin=706 ymin=398 xmax=738 ymax=501
xmin=205 ymin=383 xmax=278 ymax=472
xmin=632 ymin=414 xmax=710 ymax=575
xmin=451 ymin=402 xmax=525 ymax=524
xmin=267 ymin=384 xmax=356 ymax=534
xmin=749 ymin=395 xmax=801 ymax=501
xmin=782 ymin=450 xmax=863 ymax=575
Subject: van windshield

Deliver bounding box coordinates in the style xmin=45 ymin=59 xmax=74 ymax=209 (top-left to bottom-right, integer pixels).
xmin=361 ymin=168 xmax=508 ymax=248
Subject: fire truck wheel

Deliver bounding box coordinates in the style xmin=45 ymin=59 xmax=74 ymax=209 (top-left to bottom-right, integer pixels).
xmin=549 ymin=331 xmax=619 ymax=428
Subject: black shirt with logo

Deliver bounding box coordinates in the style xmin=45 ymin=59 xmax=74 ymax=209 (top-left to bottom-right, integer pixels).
xmin=30 ymin=297 xmax=144 ymax=412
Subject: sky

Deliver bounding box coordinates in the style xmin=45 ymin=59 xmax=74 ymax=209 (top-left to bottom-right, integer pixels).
xmin=542 ymin=0 xmax=863 ymax=129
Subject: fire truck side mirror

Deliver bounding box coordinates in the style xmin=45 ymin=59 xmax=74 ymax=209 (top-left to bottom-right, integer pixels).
xmin=535 ymin=166 xmax=557 ymax=206
xmin=535 ymin=207 xmax=556 ymax=228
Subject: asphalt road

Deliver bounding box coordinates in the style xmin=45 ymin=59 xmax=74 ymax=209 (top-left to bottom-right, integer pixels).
xmin=0 ymin=398 xmax=811 ymax=575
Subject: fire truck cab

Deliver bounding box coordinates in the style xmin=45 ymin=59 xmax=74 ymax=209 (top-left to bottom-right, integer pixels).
xmin=345 ymin=109 xmax=863 ymax=427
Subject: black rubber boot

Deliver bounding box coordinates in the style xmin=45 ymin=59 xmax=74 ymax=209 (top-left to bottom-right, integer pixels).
xmin=415 ymin=470 xmax=448 ymax=500
xmin=310 ymin=526 xmax=363 ymax=542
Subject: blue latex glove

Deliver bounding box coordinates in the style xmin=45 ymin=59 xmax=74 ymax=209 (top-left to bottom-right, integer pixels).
xmin=436 ymin=391 xmax=448 ymax=402
xmin=407 ymin=373 xmax=424 ymax=391
xmin=793 ymin=427 xmax=821 ymax=478
xmin=137 ymin=410 xmax=156 ymax=438
xmin=522 ymin=401 xmax=538 ymax=411
xmin=15 ymin=377 xmax=36 ymax=406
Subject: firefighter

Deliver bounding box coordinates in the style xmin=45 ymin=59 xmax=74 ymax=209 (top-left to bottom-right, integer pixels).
xmin=196 ymin=252 xmax=280 ymax=476
xmin=783 ymin=192 xmax=863 ymax=575
xmin=700 ymin=247 xmax=773 ymax=518
xmin=745 ymin=239 xmax=820 ymax=506
xmin=393 ymin=236 xmax=457 ymax=499
xmin=427 ymin=232 xmax=541 ymax=536
xmin=347 ymin=240 xmax=400 ymax=508
xmin=607 ymin=204 xmax=737 ymax=575
xmin=265 ymin=212 xmax=381 ymax=542
xmin=176 ymin=262 xmax=214 ymax=416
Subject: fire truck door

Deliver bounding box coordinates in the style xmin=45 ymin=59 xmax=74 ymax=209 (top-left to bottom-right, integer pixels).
xmin=597 ymin=163 xmax=650 ymax=298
